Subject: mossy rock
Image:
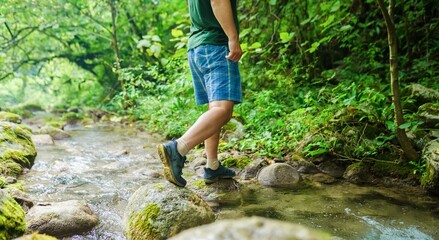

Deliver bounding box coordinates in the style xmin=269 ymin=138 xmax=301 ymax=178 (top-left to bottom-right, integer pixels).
xmin=418 ymin=102 xmax=439 ymax=128
xmin=222 ymin=156 xmax=252 ymax=169
xmin=0 ymin=112 xmax=22 ymax=124
xmin=421 ymin=139 xmax=439 ymax=194
xmin=14 ymin=233 xmax=57 ymax=240
xmin=0 ymin=122 xmax=36 ymax=175
xmin=123 ymin=182 xmax=215 ymax=240
xmin=0 ymin=190 xmax=26 ymax=239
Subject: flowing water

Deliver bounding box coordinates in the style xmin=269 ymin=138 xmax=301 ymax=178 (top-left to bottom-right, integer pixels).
xmin=22 ymin=124 xmax=439 ymax=240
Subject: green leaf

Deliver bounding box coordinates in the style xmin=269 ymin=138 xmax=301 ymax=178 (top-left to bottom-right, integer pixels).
xmin=306 ymin=148 xmax=328 ymax=157
xmin=171 ymin=28 xmax=183 ymax=38
xmin=250 ymin=42 xmax=262 ymax=49
xmin=269 ymin=0 xmax=277 ymax=5
xmin=279 ymin=32 xmax=293 ymax=42
xmin=399 ymin=122 xmax=412 ymax=129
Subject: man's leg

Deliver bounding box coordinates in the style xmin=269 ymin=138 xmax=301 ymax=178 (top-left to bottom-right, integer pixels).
xmin=178 ymin=100 xmax=234 ymax=150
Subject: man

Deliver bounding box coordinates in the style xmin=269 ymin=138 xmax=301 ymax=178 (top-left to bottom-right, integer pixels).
xmin=157 ymin=0 xmax=242 ymax=187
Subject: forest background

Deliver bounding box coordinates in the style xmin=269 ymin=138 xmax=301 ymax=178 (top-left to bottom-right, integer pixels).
xmin=1 ymin=0 xmax=438 ymax=186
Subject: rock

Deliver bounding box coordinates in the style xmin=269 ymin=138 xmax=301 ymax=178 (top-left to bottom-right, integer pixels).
xmin=14 ymin=233 xmax=57 ymax=240
xmin=31 ymin=134 xmax=54 ymax=145
xmin=343 ymin=162 xmax=372 ymax=184
xmin=290 ymin=160 xmax=320 ymax=174
xmin=222 ymin=118 xmax=245 ymax=141
xmin=189 ymin=157 xmax=207 ymax=170
xmin=38 ymin=126 xmax=70 ymax=140
xmin=317 ymin=161 xmax=345 ymax=178
xmin=0 ymin=122 xmax=37 ymax=177
xmin=0 ymin=111 xmax=22 ymax=124
xmin=418 ymin=103 xmax=439 ymax=128
xmin=168 ymin=217 xmax=332 ymax=240
xmin=403 ymin=84 xmax=439 ymax=105
xmin=306 ymin=173 xmax=336 ymax=184
xmin=240 ymin=158 xmax=268 ymax=180
xmin=421 ymin=139 xmax=439 ymax=195
xmin=2 ymin=188 xmax=34 ymax=212
xmin=123 ymin=182 xmax=215 ymax=240
xmin=257 ymin=163 xmax=300 ymax=187
xmin=26 ymin=200 xmax=99 ymax=238
xmin=0 ymin=190 xmax=26 ymax=239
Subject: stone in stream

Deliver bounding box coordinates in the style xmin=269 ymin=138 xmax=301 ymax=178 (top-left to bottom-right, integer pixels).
xmin=25 ymin=200 xmax=99 ymax=238
xmin=38 ymin=126 xmax=71 ymax=140
xmin=0 ymin=111 xmax=22 ymax=124
xmin=0 ymin=121 xmax=37 ymax=177
xmin=257 ymin=163 xmax=300 ymax=187
xmin=31 ymin=134 xmax=54 ymax=145
xmin=13 ymin=233 xmax=57 ymax=240
xmin=168 ymin=216 xmax=332 ymax=240
xmin=0 ymin=190 xmax=26 ymax=239
xmin=421 ymin=139 xmax=439 ymax=195
xmin=123 ymin=182 xmax=215 ymax=240
xmin=240 ymin=158 xmax=268 ymax=180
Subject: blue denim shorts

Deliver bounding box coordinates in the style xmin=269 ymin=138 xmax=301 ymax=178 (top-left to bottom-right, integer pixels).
xmin=188 ymin=45 xmax=242 ymax=105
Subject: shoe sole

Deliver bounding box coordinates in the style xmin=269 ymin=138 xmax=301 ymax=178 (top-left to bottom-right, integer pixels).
xmin=204 ymin=175 xmax=234 ymax=184
xmin=157 ymin=144 xmax=185 ymax=187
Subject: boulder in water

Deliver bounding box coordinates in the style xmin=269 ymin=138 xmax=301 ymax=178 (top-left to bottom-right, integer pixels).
xmin=168 ymin=216 xmax=332 ymax=240
xmin=0 ymin=190 xmax=26 ymax=239
xmin=123 ymin=182 xmax=215 ymax=240
xmin=0 ymin=111 xmax=22 ymax=124
xmin=25 ymin=200 xmax=99 ymax=238
xmin=257 ymin=163 xmax=300 ymax=187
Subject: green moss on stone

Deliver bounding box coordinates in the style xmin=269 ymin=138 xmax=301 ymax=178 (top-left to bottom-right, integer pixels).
xmin=0 ymin=122 xmax=36 ymax=170
xmin=16 ymin=233 xmax=58 ymax=240
xmin=127 ymin=204 xmax=161 ymax=240
xmin=0 ymin=192 xmax=26 ymax=239
xmin=192 ymin=180 xmax=206 ymax=189
xmin=0 ymin=112 xmax=22 ymax=124
xmin=0 ymin=159 xmax=23 ymax=178
xmin=222 ymin=156 xmax=252 ymax=169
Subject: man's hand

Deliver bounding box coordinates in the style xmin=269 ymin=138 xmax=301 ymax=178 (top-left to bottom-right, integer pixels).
xmin=211 ymin=0 xmax=241 ymax=62
xmin=227 ymin=39 xmax=242 ymax=62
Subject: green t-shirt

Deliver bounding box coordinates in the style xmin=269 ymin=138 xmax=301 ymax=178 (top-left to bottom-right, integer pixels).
xmin=187 ymin=0 xmax=238 ymax=50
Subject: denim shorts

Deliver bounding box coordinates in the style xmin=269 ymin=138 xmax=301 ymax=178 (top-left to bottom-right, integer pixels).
xmin=188 ymin=45 xmax=242 ymax=105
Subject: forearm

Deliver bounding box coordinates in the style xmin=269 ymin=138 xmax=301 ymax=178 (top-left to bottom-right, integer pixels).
xmin=210 ymin=0 xmax=238 ymax=41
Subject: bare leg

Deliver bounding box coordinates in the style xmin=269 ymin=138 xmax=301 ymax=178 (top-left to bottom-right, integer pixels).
xmin=179 ymin=100 xmax=234 ymax=151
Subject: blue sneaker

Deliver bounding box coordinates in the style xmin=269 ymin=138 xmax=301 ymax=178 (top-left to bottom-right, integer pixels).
xmin=204 ymin=162 xmax=236 ymax=184
xmin=157 ymin=140 xmax=187 ymax=187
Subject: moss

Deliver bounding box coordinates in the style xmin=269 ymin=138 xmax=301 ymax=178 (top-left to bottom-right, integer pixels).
xmin=0 ymin=122 xmax=36 ymax=170
xmin=222 ymin=121 xmax=237 ymax=132
xmin=0 ymin=112 xmax=22 ymax=124
xmin=154 ymin=183 xmax=165 ymax=191
xmin=371 ymin=161 xmax=412 ymax=177
xmin=127 ymin=204 xmax=161 ymax=240
xmin=0 ymin=192 xmax=26 ymax=239
xmin=192 ymin=180 xmax=206 ymax=189
xmin=6 ymin=180 xmax=24 ymax=191
xmin=0 ymin=159 xmax=23 ymax=178
xmin=17 ymin=233 xmax=58 ymax=240
xmin=222 ymin=156 xmax=252 ymax=169
xmin=0 ymin=177 xmax=5 ymax=188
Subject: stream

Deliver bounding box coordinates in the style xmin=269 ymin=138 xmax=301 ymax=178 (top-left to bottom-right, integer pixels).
xmin=22 ymin=123 xmax=439 ymax=240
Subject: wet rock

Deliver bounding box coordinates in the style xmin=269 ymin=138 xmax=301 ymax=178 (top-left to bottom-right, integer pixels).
xmin=123 ymin=182 xmax=215 ymax=240
xmin=26 ymin=200 xmax=99 ymax=238
xmin=257 ymin=163 xmax=300 ymax=187
xmin=306 ymin=173 xmax=336 ymax=184
xmin=190 ymin=157 xmax=207 ymax=170
xmin=421 ymin=139 xmax=439 ymax=195
xmin=290 ymin=160 xmax=320 ymax=174
xmin=0 ymin=121 xmax=37 ymax=177
xmin=6 ymin=176 xmax=17 ymax=184
xmin=169 ymin=216 xmax=332 ymax=240
xmin=403 ymin=83 xmax=439 ymax=105
xmin=31 ymin=134 xmax=54 ymax=145
xmin=14 ymin=233 xmax=57 ymax=240
xmin=418 ymin=103 xmax=439 ymax=128
xmin=240 ymin=158 xmax=268 ymax=180
xmin=2 ymin=188 xmax=34 ymax=212
xmin=38 ymin=126 xmax=71 ymax=140
xmin=317 ymin=161 xmax=345 ymax=178
xmin=0 ymin=111 xmax=22 ymax=124
xmin=0 ymin=190 xmax=26 ymax=239
xmin=343 ymin=162 xmax=372 ymax=184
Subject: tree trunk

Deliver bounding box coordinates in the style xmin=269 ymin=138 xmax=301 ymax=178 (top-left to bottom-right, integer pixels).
xmin=109 ymin=0 xmax=125 ymax=93
xmin=377 ymin=0 xmax=418 ymax=162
